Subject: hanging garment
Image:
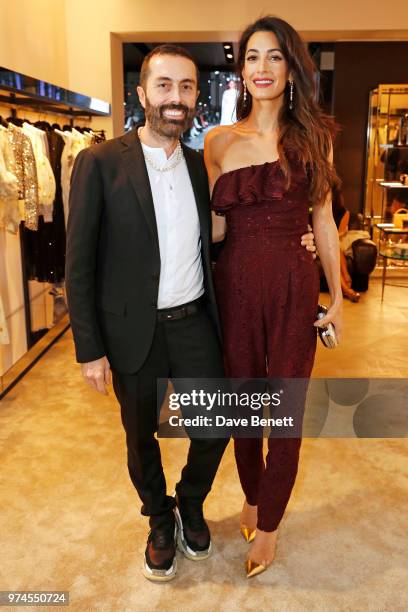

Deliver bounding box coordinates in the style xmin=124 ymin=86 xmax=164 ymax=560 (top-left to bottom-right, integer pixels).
xmin=0 ymin=293 xmax=10 ymax=345
xmin=81 ymin=130 xmax=95 ymax=147
xmin=7 ymin=123 xmax=39 ymax=231
xmin=56 ymin=129 xmax=90 ymax=227
xmin=22 ymin=123 xmax=56 ymax=222
xmin=0 ymin=126 xmax=18 ymax=199
xmin=21 ymin=130 xmax=66 ymax=283
xmin=0 ymin=126 xmax=21 ymax=233
xmin=28 ymin=280 xmax=54 ymax=333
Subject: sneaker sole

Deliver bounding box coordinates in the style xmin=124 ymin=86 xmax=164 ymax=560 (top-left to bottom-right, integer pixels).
xmin=142 ymin=556 xmax=178 ymax=582
xmin=174 ymin=506 xmax=212 ymax=561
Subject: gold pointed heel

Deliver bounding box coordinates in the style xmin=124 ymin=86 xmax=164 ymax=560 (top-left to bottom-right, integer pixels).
xmin=245 ymin=558 xmax=270 ymax=578
xmin=240 ymin=525 xmax=256 ymax=543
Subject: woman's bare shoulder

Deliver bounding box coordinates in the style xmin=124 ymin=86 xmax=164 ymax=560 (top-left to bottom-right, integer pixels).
xmin=205 ymin=124 xmax=233 ymax=146
xmin=205 ymin=123 xmax=245 ymax=157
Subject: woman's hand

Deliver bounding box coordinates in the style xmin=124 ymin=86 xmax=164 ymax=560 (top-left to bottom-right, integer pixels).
xmin=212 ymin=211 xmax=227 ymax=242
xmin=300 ymin=224 xmax=317 ymax=258
xmin=314 ymin=299 xmax=343 ymax=343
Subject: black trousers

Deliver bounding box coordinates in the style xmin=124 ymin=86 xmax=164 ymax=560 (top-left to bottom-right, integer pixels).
xmin=112 ymin=307 xmax=229 ymax=519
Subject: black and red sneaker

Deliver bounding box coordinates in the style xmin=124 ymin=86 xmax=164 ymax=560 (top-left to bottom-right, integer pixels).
xmin=142 ymin=515 xmax=178 ymax=582
xmin=174 ymin=494 xmax=211 ymax=561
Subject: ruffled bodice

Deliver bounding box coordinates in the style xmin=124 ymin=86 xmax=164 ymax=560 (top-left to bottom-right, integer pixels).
xmin=211 ymin=152 xmax=311 ymax=243
xmin=211 ymin=150 xmax=319 ymax=382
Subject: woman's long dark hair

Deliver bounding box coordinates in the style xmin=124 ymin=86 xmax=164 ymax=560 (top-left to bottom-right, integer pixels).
xmin=236 ymin=16 xmax=340 ymax=205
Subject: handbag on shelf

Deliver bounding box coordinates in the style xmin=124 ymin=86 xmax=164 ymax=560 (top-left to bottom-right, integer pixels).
xmin=392 ymin=208 xmax=408 ymax=229
xmin=316 ymin=304 xmax=338 ymax=349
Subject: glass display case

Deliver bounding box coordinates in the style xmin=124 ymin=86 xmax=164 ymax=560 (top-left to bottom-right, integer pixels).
xmin=364 ymin=84 xmax=408 ymax=244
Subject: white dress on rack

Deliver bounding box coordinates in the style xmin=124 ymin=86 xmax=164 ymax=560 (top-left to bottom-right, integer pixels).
xmin=56 ymin=128 xmax=92 ymax=227
xmin=22 ymin=123 xmax=56 ymax=222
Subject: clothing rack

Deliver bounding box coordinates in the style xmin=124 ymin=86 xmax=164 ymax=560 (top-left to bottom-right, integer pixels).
xmin=0 ymin=90 xmax=105 ymax=345
xmin=0 ymin=91 xmax=102 ymax=128
xmin=0 ymin=92 xmax=107 ymax=139
xmin=0 ymin=92 xmax=94 ymax=118
xmin=0 ymin=77 xmax=109 ymax=397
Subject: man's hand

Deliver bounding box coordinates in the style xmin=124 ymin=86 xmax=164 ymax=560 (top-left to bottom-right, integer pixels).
xmin=81 ymin=356 xmax=112 ymax=395
xmin=301 ymin=224 xmax=317 ymax=259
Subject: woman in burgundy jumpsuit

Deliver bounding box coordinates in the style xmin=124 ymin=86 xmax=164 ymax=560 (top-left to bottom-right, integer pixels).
xmin=205 ymin=16 xmax=343 ymax=578
xmin=211 ymin=151 xmax=319 ymax=522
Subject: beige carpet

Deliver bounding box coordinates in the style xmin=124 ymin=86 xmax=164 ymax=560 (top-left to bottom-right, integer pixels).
xmin=0 ymin=278 xmax=407 ymax=611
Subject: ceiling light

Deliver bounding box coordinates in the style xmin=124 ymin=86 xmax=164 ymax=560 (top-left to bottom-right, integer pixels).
xmin=226 ymin=53 xmax=233 ymax=59
xmin=224 ymin=44 xmax=231 ymax=49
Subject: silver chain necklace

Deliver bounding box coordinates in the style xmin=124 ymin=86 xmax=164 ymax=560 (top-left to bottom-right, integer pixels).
xmin=138 ymin=127 xmax=184 ymax=172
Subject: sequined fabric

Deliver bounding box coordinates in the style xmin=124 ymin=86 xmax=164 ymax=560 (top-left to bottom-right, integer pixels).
xmin=0 ymin=126 xmax=20 ymax=233
xmin=21 ymin=130 xmax=66 ymax=283
xmin=22 ymin=123 xmax=56 ymax=221
xmin=211 ymin=152 xmax=320 ymax=532
xmin=7 ymin=124 xmax=39 ymax=231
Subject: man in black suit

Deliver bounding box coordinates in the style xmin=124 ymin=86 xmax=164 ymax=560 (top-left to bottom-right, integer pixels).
xmin=66 ymin=45 xmax=229 ymax=582
xmin=66 ymin=44 xmax=315 ymax=582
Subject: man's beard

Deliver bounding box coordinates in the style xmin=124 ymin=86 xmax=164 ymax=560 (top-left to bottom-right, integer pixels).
xmin=144 ymin=97 xmax=196 ymax=138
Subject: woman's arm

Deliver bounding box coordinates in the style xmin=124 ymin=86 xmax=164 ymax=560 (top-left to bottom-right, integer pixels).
xmin=204 ymin=128 xmax=227 ymax=243
xmin=312 ymin=146 xmax=343 ymax=341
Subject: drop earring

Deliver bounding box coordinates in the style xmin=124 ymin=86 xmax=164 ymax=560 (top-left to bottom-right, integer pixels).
xmin=243 ymin=81 xmax=247 ymax=104
xmin=289 ymin=79 xmax=294 ymax=110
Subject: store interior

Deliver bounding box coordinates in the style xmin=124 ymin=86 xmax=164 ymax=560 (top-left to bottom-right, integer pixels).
xmin=0 ymin=1 xmax=407 ymax=609
xmin=1 ymin=38 xmax=407 ymax=396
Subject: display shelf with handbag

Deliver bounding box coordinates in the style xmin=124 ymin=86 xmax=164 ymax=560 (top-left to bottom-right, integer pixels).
xmin=392 ymin=208 xmax=408 ymax=229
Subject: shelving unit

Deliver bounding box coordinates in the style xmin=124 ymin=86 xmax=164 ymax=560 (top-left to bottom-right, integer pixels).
xmin=363 ymin=85 xmax=408 ymax=285
xmin=0 ymin=68 xmax=110 ymax=397
xmin=376 ymin=225 xmax=408 ymax=300
xmin=364 ymin=85 xmax=408 ymax=236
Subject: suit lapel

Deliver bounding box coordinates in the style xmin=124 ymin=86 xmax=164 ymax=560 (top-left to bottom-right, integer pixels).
xmin=120 ymin=128 xmax=159 ymax=248
xmin=120 ymin=130 xmax=209 ymax=248
xmin=181 ymin=142 xmax=209 ymax=241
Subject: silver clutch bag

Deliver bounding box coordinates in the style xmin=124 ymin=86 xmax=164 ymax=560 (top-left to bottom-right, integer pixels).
xmin=317 ymin=304 xmax=338 ymax=349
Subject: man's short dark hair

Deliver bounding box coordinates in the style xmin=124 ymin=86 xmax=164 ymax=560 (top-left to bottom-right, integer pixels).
xmin=139 ymin=44 xmax=200 ymax=88
xmin=349 ymin=213 xmax=364 ymax=231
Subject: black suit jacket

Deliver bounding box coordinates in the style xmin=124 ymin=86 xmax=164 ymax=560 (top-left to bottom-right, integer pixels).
xmin=65 ymin=128 xmax=221 ymax=373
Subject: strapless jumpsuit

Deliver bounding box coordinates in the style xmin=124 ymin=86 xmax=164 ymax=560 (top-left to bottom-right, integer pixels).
xmin=211 ymin=153 xmax=320 ymax=532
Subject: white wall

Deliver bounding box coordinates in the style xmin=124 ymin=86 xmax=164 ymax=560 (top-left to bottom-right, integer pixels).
xmin=0 ymin=0 xmax=68 ymax=88
xmin=2 ymin=0 xmax=408 ymax=137
xmin=64 ymin=0 xmax=408 ymax=136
